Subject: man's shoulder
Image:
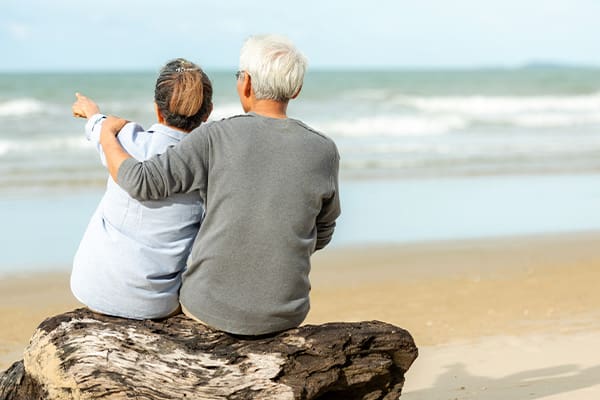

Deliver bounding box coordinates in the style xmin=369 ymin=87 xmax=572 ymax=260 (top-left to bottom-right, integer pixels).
xmin=292 ymin=119 xmax=332 ymax=142
xmin=210 ymin=113 xmax=253 ymax=126
xmin=190 ymin=114 xmax=252 ymax=135
xmin=291 ymin=119 xmax=338 ymax=155
xmin=183 ymin=116 xmax=252 ymax=150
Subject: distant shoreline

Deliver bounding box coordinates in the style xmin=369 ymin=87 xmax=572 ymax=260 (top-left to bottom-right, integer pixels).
xmin=2 ymin=63 xmax=600 ymax=75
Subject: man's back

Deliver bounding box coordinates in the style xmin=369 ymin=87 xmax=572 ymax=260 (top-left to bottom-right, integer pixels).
xmin=180 ymin=113 xmax=340 ymax=335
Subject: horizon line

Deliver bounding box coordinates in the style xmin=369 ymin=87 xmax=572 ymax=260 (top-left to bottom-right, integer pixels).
xmin=1 ymin=61 xmax=600 ymax=74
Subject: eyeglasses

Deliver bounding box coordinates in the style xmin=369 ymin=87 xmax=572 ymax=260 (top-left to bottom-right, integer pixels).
xmin=235 ymin=70 xmax=246 ymax=80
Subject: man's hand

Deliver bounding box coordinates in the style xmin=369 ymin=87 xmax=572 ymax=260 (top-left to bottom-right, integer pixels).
xmin=100 ymin=115 xmax=133 ymax=181
xmin=103 ymin=115 xmax=129 ymax=135
xmin=72 ymin=92 xmax=100 ymax=119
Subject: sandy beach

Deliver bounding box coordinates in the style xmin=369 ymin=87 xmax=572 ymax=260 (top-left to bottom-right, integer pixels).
xmin=308 ymin=232 xmax=600 ymax=399
xmin=2 ymin=231 xmax=600 ymax=398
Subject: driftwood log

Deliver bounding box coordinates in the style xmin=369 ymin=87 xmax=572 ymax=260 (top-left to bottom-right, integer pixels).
xmin=0 ymin=308 xmax=417 ymax=400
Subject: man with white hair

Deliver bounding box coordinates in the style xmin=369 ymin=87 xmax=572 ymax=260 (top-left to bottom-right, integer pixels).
xmin=98 ymin=34 xmax=341 ymax=336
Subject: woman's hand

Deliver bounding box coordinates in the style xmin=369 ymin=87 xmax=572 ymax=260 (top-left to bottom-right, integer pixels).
xmin=72 ymin=92 xmax=100 ymax=119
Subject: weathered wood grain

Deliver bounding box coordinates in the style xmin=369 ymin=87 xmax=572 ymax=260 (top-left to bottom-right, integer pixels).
xmin=0 ymin=308 xmax=417 ymax=399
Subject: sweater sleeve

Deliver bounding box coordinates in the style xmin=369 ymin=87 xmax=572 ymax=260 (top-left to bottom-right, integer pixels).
xmin=116 ymin=126 xmax=209 ymax=201
xmin=86 ymin=114 xmax=147 ymax=166
xmin=315 ymin=144 xmax=341 ymax=251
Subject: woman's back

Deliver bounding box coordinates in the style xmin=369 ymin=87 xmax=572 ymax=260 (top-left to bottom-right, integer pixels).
xmin=70 ymin=58 xmax=212 ymax=319
xmin=71 ymin=119 xmax=203 ymax=319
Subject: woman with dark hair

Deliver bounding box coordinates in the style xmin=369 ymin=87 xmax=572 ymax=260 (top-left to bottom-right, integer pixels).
xmin=70 ymin=58 xmax=213 ymax=319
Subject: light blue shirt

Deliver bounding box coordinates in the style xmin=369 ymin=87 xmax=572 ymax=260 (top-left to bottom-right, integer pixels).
xmin=71 ymin=114 xmax=203 ymax=319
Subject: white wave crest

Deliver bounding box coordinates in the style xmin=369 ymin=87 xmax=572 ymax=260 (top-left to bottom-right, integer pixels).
xmin=0 ymin=98 xmax=45 ymax=117
xmin=102 ymin=100 xmax=154 ymax=113
xmin=0 ymin=142 xmax=9 ymax=156
xmin=319 ymin=114 xmax=467 ymax=137
xmin=511 ymin=112 xmax=600 ymax=128
xmin=208 ymin=103 xmax=244 ymax=121
xmin=400 ymin=93 xmax=600 ymax=116
xmin=0 ymin=136 xmax=90 ymax=156
xmin=342 ymin=89 xmax=390 ymax=100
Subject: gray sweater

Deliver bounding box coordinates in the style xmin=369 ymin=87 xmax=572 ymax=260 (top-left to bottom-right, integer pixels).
xmin=117 ymin=112 xmax=341 ymax=335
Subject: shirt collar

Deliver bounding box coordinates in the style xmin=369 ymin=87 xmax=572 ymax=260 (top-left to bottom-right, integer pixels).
xmin=147 ymin=123 xmax=188 ymax=141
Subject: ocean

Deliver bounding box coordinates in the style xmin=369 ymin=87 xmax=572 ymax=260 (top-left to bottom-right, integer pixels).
xmin=2 ymin=67 xmax=600 ymax=272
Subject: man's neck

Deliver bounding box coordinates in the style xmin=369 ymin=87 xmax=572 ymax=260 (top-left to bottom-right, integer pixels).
xmin=249 ymin=99 xmax=289 ymax=119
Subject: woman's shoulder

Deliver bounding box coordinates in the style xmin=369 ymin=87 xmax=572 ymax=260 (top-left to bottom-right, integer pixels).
xmin=116 ymin=122 xmax=155 ymax=160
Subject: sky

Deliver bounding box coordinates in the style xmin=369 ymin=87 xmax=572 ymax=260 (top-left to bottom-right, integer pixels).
xmin=1 ymin=0 xmax=599 ymax=71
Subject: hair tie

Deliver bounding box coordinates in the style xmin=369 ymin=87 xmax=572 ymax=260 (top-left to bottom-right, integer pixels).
xmin=175 ymin=67 xmax=198 ymax=73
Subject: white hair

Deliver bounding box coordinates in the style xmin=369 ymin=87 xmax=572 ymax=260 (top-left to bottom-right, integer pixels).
xmin=239 ymin=34 xmax=308 ymax=102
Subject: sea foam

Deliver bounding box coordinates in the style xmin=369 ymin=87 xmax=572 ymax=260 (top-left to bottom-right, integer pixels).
xmin=319 ymin=114 xmax=467 ymax=137
xmin=0 ymin=136 xmax=90 ymax=156
xmin=0 ymin=98 xmax=45 ymax=117
xmin=209 ymin=103 xmax=245 ymax=121
xmin=400 ymin=93 xmax=600 ymax=116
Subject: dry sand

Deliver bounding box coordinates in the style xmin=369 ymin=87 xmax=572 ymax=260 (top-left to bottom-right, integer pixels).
xmin=2 ymin=231 xmax=600 ymax=398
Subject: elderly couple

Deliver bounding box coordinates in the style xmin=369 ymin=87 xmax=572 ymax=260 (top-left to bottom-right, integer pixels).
xmin=70 ymin=35 xmax=341 ymax=336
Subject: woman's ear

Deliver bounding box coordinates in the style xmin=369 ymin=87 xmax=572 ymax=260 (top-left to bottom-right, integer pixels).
xmin=202 ymin=103 xmax=214 ymax=122
xmin=155 ymin=102 xmax=165 ymax=124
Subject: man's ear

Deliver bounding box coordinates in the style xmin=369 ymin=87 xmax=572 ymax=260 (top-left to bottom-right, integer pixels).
xmin=243 ymin=73 xmax=253 ymax=98
xmin=291 ymin=84 xmax=302 ymax=99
